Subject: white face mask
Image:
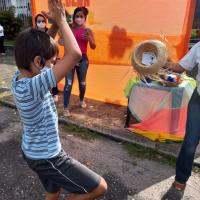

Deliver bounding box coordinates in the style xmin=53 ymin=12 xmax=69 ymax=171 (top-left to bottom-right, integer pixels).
xmin=37 ymin=22 xmax=46 ymax=29
xmin=75 ymin=17 xmax=85 ymax=26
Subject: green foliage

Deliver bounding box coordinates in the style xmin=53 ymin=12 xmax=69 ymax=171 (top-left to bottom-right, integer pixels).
xmin=0 ymin=7 xmax=23 ymax=40
xmin=27 ymin=16 xmax=33 ymax=27
xmin=193 ymin=166 xmax=200 ymax=174
xmin=4 ymin=39 xmax=15 ymax=46
xmin=61 ymin=124 xmax=99 ymax=141
xmin=191 ymin=29 xmax=197 ymax=39
xmin=123 ymin=142 xmax=176 ymax=167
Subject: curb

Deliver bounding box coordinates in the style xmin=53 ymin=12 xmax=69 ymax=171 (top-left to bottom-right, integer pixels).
xmin=1 ymin=98 xmax=200 ymax=168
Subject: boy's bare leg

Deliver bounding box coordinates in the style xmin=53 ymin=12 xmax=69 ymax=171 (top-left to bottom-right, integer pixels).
xmin=45 ymin=191 xmax=60 ymax=200
xmin=66 ymin=177 xmax=107 ymax=200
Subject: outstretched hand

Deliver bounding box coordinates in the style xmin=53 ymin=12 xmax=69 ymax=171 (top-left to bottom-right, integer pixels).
xmin=42 ymin=0 xmax=66 ymax=25
xmin=162 ymin=59 xmax=185 ymax=73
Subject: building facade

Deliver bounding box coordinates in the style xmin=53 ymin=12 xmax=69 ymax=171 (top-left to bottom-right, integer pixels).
xmin=0 ymin=0 xmax=31 ymax=22
xmin=193 ymin=0 xmax=200 ymax=28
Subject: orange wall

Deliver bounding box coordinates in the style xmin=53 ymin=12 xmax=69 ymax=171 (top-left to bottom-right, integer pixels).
xmin=31 ymin=0 xmax=196 ymax=105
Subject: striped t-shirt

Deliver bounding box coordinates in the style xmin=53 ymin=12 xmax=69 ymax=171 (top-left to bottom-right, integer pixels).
xmin=11 ymin=68 xmax=61 ymax=159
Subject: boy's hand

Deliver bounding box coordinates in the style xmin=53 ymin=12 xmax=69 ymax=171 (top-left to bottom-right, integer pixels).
xmin=42 ymin=0 xmax=66 ymax=25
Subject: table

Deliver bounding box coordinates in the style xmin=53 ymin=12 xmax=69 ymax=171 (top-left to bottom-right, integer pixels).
xmin=125 ymin=79 xmax=194 ymax=142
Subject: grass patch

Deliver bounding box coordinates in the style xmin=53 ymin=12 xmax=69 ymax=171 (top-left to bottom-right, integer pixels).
xmin=193 ymin=166 xmax=200 ymax=174
xmin=124 ymin=143 xmax=200 ymax=174
xmin=60 ymin=124 xmax=99 ymax=141
xmin=123 ymin=142 xmax=176 ymax=167
xmin=4 ymin=39 xmax=15 ymax=46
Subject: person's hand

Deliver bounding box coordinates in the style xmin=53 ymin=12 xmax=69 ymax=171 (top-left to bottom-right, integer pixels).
xmin=163 ymin=61 xmax=172 ymax=70
xmin=42 ymin=0 xmax=66 ymax=26
xmin=163 ymin=60 xmax=179 ymax=73
xmin=83 ymin=28 xmax=96 ymax=49
xmin=82 ymin=28 xmax=92 ymax=41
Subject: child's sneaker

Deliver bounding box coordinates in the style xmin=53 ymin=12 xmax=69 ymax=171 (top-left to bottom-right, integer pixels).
xmin=80 ymin=101 xmax=86 ymax=108
xmin=63 ymin=108 xmax=71 ymax=117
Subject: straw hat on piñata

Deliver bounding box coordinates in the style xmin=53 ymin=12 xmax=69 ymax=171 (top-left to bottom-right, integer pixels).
xmin=131 ymin=40 xmax=168 ymax=76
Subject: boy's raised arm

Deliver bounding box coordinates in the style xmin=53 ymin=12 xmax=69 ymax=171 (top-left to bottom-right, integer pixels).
xmin=43 ymin=0 xmax=81 ymax=82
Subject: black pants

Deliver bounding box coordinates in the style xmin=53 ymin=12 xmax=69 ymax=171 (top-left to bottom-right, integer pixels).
xmin=23 ymin=149 xmax=100 ymax=194
xmin=0 ymin=36 xmax=5 ymax=53
xmin=175 ymin=88 xmax=200 ymax=184
xmin=52 ymin=85 xmax=58 ymax=96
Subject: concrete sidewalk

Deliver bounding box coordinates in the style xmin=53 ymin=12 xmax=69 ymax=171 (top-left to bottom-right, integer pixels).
xmin=0 ymin=54 xmax=200 ymax=166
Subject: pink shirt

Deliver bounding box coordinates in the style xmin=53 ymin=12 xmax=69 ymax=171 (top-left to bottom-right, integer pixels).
xmin=72 ymin=27 xmax=88 ymax=54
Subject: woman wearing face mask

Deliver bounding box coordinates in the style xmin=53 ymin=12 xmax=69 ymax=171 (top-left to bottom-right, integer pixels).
xmin=35 ymin=14 xmax=48 ymax=32
xmin=35 ymin=14 xmax=59 ymax=102
xmin=63 ymin=7 xmax=96 ymax=117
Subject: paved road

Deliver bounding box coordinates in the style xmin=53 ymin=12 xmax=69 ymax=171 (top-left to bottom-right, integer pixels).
xmin=0 ymin=105 xmax=200 ymax=200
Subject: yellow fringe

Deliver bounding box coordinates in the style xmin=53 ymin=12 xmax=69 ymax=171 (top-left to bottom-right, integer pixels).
xmin=131 ymin=129 xmax=184 ymax=142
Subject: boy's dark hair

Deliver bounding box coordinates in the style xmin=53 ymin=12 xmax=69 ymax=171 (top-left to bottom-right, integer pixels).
xmin=15 ymin=28 xmax=58 ymax=71
xmin=73 ymin=7 xmax=89 ymax=22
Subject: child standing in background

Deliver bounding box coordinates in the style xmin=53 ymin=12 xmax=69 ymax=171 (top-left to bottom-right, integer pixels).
xmin=61 ymin=7 xmax=96 ymax=117
xmin=0 ymin=23 xmax=5 ymax=55
xmin=35 ymin=13 xmax=59 ymax=102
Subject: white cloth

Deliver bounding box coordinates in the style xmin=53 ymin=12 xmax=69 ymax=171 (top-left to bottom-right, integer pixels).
xmin=179 ymin=42 xmax=200 ymax=95
xmin=0 ymin=25 xmax=4 ymax=37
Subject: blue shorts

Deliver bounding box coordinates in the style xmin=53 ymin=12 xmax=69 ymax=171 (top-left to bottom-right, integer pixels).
xmin=23 ymin=149 xmax=100 ymax=194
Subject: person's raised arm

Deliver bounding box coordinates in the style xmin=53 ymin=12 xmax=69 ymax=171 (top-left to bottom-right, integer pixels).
xmin=42 ymin=0 xmax=81 ymax=82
